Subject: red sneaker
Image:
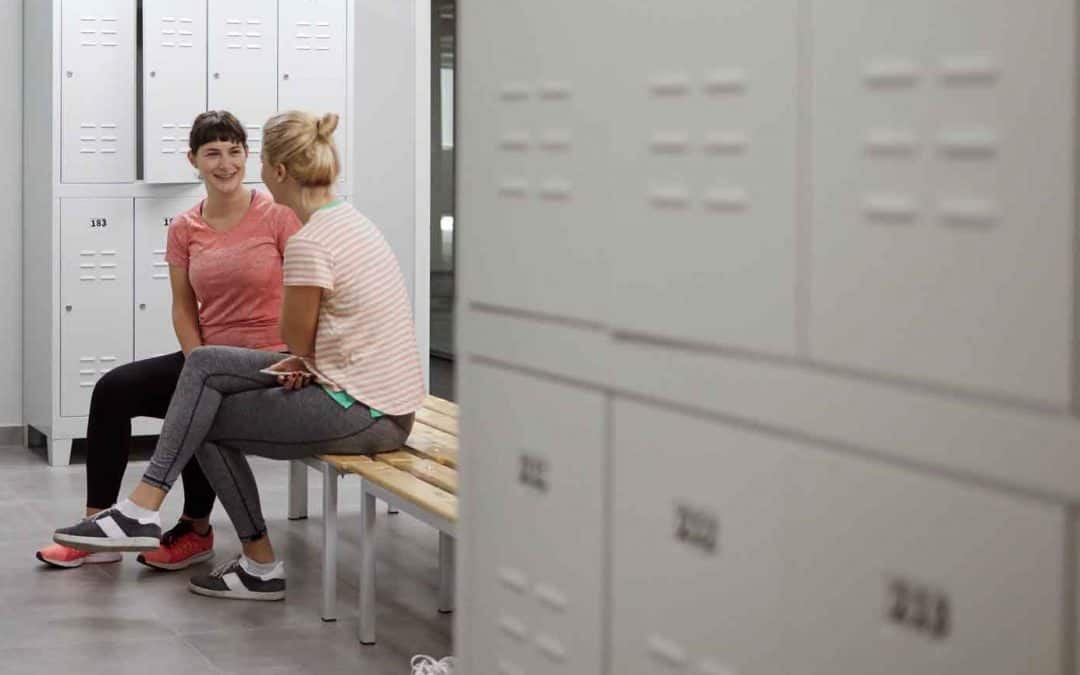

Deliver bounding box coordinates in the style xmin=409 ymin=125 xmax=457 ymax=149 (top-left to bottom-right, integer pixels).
xmin=137 ymin=520 xmax=214 ymax=571
xmin=36 ymin=543 xmax=121 ymax=568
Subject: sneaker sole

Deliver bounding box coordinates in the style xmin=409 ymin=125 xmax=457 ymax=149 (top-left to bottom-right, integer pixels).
xmin=35 ymin=551 xmax=122 ymax=569
xmin=187 ymin=582 xmax=285 ymax=602
xmin=52 ymin=533 xmax=160 ymax=553
xmin=137 ymin=549 xmax=214 ymax=571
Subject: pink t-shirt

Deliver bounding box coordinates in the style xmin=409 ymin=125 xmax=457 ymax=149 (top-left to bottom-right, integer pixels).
xmin=165 ymin=190 xmax=302 ymax=351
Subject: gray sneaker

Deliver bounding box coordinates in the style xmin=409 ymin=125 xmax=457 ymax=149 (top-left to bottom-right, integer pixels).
xmin=53 ymin=508 xmax=162 ymax=552
xmin=189 ymin=555 xmax=286 ymax=601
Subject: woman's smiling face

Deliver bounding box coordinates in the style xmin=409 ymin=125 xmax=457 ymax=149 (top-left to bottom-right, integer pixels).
xmin=190 ymin=139 xmax=247 ymax=194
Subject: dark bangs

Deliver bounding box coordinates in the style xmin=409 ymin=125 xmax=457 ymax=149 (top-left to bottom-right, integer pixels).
xmin=189 ymin=110 xmax=247 ymax=154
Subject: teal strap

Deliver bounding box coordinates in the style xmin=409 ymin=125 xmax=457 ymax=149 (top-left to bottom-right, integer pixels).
xmin=320 ymin=384 xmax=382 ymax=417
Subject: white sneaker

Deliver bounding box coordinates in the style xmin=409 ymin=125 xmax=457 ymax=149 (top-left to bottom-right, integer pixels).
xmin=411 ymin=655 xmax=455 ymax=675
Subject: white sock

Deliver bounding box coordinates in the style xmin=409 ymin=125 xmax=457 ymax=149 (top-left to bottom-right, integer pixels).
xmin=115 ymin=499 xmax=161 ymax=526
xmin=240 ymin=555 xmax=284 ymax=579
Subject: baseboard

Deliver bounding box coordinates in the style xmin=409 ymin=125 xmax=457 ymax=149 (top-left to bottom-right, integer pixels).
xmin=0 ymin=425 xmax=23 ymax=446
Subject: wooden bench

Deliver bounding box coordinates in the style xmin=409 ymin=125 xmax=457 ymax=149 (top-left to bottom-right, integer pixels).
xmin=287 ymin=395 xmax=459 ymax=645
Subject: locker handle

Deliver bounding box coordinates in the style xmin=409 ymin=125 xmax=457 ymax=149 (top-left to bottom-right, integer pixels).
xmin=213 ymin=72 xmax=220 ymax=79
xmin=139 ymin=304 xmax=147 ymax=310
xmin=66 ymin=71 xmax=73 ymax=78
xmin=64 ymin=305 xmax=72 ymax=312
xmin=283 ymin=73 xmax=290 ymax=80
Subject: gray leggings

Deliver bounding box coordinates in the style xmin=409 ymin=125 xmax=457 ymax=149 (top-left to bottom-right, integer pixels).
xmin=142 ymin=346 xmax=412 ymax=541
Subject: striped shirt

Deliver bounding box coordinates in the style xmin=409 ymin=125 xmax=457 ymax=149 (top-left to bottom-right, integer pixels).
xmin=282 ymin=202 xmax=426 ymax=415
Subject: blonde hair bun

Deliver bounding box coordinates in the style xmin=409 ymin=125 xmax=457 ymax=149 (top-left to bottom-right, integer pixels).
xmin=316 ymin=113 xmax=339 ymax=141
xmin=262 ymin=110 xmax=341 ymax=188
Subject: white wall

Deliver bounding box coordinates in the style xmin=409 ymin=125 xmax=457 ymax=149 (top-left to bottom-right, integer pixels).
xmin=0 ymin=0 xmax=21 ymax=427
xmin=352 ymin=0 xmax=430 ymax=379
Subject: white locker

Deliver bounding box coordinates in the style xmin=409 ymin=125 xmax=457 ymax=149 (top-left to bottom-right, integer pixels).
xmin=608 ymin=0 xmax=800 ymax=356
xmin=143 ymin=0 xmax=208 ymax=183
xmin=611 ymin=400 xmax=792 ymax=675
xmin=59 ymin=198 xmax=133 ymax=417
xmin=208 ymin=0 xmax=278 ymax=181
xmin=456 ymin=0 xmax=613 ymax=325
xmin=278 ymin=0 xmax=347 ymax=182
xmin=460 ymin=363 xmax=606 ymax=675
xmin=134 ymin=197 xmax=191 ymax=360
xmin=60 ymin=0 xmax=136 ymax=183
xmin=808 ymin=0 xmax=1075 ymax=405
xmin=455 ymin=1 xmax=1080 ymax=673
xmin=785 ymin=448 xmax=1066 ymax=675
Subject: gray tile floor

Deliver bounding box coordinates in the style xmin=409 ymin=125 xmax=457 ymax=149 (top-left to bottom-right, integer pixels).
xmin=0 ymin=441 xmax=453 ymax=674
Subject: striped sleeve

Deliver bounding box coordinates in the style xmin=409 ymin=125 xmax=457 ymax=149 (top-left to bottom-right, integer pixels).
xmin=284 ymin=236 xmax=335 ymax=291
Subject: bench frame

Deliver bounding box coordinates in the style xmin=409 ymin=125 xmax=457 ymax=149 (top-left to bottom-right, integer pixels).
xmin=287 ymin=455 xmax=456 ymax=644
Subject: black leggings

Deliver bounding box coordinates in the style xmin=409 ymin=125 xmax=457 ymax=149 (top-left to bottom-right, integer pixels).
xmin=85 ymin=351 xmax=215 ymax=518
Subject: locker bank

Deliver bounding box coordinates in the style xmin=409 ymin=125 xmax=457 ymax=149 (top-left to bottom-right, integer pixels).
xmin=0 ymin=0 xmax=1076 ymax=673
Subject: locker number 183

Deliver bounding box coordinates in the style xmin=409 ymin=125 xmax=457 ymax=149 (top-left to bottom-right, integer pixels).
xmin=89 ymin=218 xmax=108 ymax=228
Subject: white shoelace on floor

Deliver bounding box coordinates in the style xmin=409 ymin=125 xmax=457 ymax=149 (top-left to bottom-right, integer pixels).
xmin=410 ymin=654 xmax=455 ymax=675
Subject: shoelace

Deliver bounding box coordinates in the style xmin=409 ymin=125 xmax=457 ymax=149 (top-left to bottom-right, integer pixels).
xmin=86 ymin=509 xmax=114 ymax=522
xmin=410 ymin=655 xmax=455 ymax=675
xmin=161 ymin=521 xmax=192 ymax=546
xmin=209 ymin=555 xmax=242 ymax=578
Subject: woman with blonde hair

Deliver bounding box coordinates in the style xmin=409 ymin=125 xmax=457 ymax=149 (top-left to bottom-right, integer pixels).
xmin=52 ymin=111 xmax=427 ymax=601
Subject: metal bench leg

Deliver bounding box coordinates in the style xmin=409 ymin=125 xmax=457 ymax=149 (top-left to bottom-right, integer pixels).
xmin=288 ymin=461 xmax=309 ymax=520
xmin=321 ymin=465 xmax=339 ymax=621
xmin=438 ymin=532 xmax=455 ymax=614
xmin=358 ymin=487 xmax=377 ymax=645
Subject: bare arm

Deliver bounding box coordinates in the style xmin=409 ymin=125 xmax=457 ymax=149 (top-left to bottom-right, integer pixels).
xmin=280 ymin=285 xmax=322 ymax=357
xmin=169 ymin=266 xmax=203 ymax=356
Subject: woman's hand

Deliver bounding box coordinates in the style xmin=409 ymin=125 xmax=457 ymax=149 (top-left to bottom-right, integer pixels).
xmin=278 ymin=372 xmax=312 ymax=390
xmin=262 ymin=355 xmax=314 ymax=391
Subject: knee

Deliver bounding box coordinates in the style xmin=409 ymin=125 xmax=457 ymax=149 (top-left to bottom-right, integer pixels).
xmin=185 ymin=345 xmax=231 ymax=372
xmin=89 ymin=362 xmax=141 ymax=411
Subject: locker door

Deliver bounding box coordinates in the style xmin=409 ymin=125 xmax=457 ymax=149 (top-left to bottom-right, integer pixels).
xmin=459 ymin=363 xmax=606 ymax=675
xmin=143 ymin=0 xmax=208 ymax=183
xmin=208 ymin=0 xmax=278 ymax=181
xmin=608 ymin=0 xmax=801 ymax=356
xmin=785 ymin=449 xmax=1065 ymax=675
xmin=278 ymin=0 xmax=347 ymax=182
xmin=611 ymin=400 xmax=793 ymax=675
xmin=457 ymin=0 xmax=614 ymax=325
xmin=60 ymin=199 xmax=134 ymax=417
xmin=60 ymin=0 xmax=136 ymax=183
xmin=134 ymin=198 xmax=191 ymax=360
xmin=808 ymin=0 xmax=1075 ymax=404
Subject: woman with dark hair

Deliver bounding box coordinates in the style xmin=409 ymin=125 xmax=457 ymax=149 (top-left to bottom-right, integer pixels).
xmin=37 ymin=111 xmax=301 ymax=571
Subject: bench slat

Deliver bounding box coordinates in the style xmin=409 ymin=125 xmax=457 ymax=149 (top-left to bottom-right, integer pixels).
xmin=377 ymin=450 xmax=458 ymax=494
xmin=423 ymin=395 xmax=459 ymax=419
xmin=415 ymin=407 xmax=459 ymax=436
xmin=321 ymin=455 xmax=458 ymax=523
xmin=405 ymin=422 xmax=459 ymax=468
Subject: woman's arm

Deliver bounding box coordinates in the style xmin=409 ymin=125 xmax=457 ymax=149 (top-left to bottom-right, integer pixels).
xmin=169 ymin=266 xmax=203 ymax=356
xmin=280 ymin=285 xmax=322 ymax=357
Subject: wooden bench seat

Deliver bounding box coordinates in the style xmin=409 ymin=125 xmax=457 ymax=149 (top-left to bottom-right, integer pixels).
xmin=400 ymin=421 xmax=458 ymax=468
xmin=414 ymin=407 xmax=459 ymax=437
xmin=320 ymin=453 xmax=458 ymax=521
xmin=289 ymin=394 xmax=460 ymax=645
